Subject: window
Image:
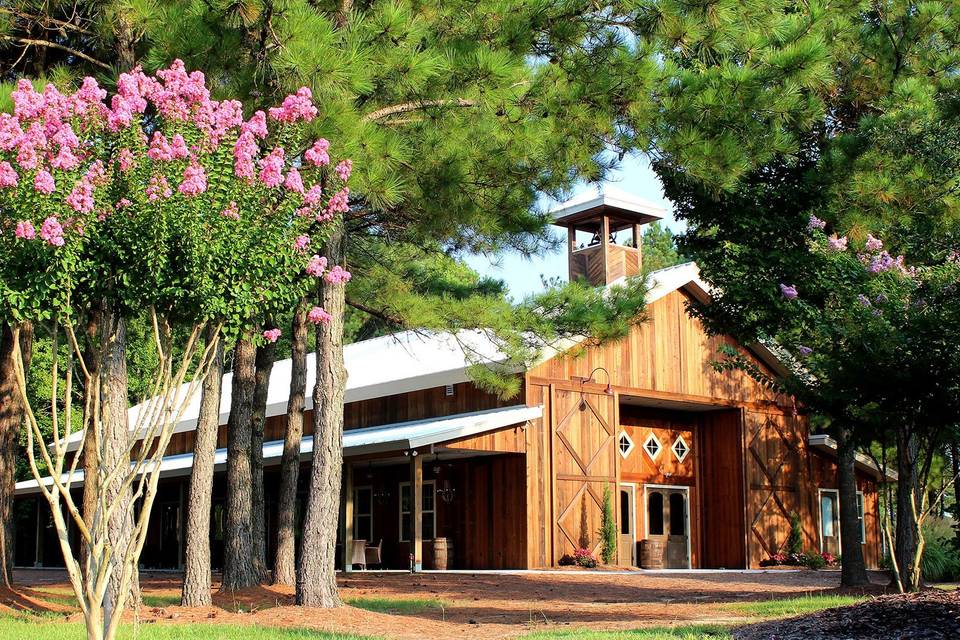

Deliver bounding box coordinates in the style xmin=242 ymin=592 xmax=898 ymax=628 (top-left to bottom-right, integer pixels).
xmin=399 ymin=481 xmax=436 ymax=542
xmin=820 ymin=491 xmax=837 ymax=538
xmin=856 ymin=492 xmax=865 ymax=544
xmin=643 ymin=433 xmax=662 ymax=461
xmin=618 ymin=431 xmax=635 ymax=458
xmin=620 ymin=490 xmax=631 ymax=535
xmin=647 ymin=491 xmax=664 ymax=535
xmin=354 ymin=486 xmax=372 ymax=542
xmin=669 ymin=492 xmax=686 ymax=536
xmin=671 ymin=435 xmax=690 ymax=463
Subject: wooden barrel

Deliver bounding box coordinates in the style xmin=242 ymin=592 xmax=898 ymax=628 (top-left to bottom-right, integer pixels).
xmin=640 ymin=540 xmax=665 ymax=569
xmin=432 ymin=538 xmax=451 ymax=570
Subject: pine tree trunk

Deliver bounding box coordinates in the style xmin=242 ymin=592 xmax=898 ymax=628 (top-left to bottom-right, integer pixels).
xmin=0 ymin=321 xmax=32 ymax=585
xmin=297 ymin=228 xmax=346 ymax=607
xmin=100 ymin=307 xmax=140 ymax=619
xmin=250 ymin=341 xmax=276 ymax=583
xmin=221 ymin=337 xmax=258 ymax=590
xmin=894 ymin=424 xmax=922 ymax=591
xmin=181 ymin=327 xmax=224 ymax=606
xmin=836 ymin=428 xmax=869 ymax=586
xmin=273 ymin=304 xmax=308 ymax=585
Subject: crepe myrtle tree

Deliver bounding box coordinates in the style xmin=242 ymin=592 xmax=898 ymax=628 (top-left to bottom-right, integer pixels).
xmin=704 ymin=212 xmax=960 ymax=591
xmin=0 ymin=62 xmax=350 ymax=640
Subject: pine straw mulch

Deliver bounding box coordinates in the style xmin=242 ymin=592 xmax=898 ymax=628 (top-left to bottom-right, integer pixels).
xmin=734 ymin=588 xmax=960 ymax=640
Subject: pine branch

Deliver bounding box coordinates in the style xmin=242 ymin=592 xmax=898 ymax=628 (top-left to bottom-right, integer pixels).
xmin=345 ymin=298 xmax=406 ymax=327
xmin=363 ymin=98 xmax=477 ymax=122
xmin=0 ymin=7 xmax=95 ymax=36
xmin=0 ymin=35 xmax=111 ymax=70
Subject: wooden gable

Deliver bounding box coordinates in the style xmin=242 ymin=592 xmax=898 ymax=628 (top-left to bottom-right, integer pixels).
xmin=528 ymin=288 xmax=789 ymax=410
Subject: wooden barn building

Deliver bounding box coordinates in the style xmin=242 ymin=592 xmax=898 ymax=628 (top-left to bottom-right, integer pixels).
xmin=14 ymin=189 xmax=887 ymax=572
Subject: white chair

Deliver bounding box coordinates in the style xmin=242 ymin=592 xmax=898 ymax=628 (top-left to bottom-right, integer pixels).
xmin=351 ymin=539 xmax=368 ymax=570
xmin=364 ymin=539 xmax=383 ymax=568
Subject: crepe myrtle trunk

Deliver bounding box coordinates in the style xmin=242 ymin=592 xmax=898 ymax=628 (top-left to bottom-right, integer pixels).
xmin=273 ymin=303 xmax=308 ymax=585
xmin=953 ymin=440 xmax=960 ymax=547
xmin=221 ymin=337 xmax=259 ymax=591
xmin=81 ymin=314 xmax=100 ymax=578
xmin=250 ymin=341 xmax=277 ymax=583
xmin=894 ymin=425 xmax=923 ymax=592
xmin=0 ymin=320 xmax=32 ymax=585
xmin=297 ymin=227 xmax=346 ymax=607
xmin=100 ymin=307 xmax=140 ymax=618
xmin=181 ymin=327 xmax=224 ymax=606
xmin=835 ymin=428 xmax=869 ymax=586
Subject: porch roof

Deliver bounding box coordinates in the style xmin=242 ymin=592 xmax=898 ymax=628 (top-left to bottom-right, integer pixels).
xmin=808 ymin=434 xmax=898 ymax=481
xmin=16 ymin=404 xmax=542 ymax=496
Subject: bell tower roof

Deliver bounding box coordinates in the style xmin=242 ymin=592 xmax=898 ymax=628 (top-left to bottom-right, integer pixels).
xmin=549 ymin=185 xmax=666 ymax=229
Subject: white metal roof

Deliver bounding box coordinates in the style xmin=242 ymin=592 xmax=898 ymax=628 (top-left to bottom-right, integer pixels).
xmin=62 ymin=328 xmax=517 ymax=453
xmin=547 ymin=184 xmax=667 ymax=222
xmin=808 ymin=434 xmax=897 ymax=481
xmin=18 ymin=404 xmax=542 ymax=495
xmin=60 ymin=262 xmax=711 ymax=453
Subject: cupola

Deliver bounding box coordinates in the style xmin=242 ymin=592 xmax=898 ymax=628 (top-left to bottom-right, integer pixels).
xmin=551 ymin=186 xmax=666 ymax=287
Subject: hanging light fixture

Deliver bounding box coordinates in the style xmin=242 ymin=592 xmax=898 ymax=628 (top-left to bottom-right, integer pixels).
xmin=438 ymin=478 xmax=456 ymax=504
xmin=373 ymin=484 xmax=391 ymax=506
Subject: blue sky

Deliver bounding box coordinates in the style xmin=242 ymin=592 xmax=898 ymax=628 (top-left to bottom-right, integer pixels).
xmin=464 ymin=154 xmax=684 ymax=299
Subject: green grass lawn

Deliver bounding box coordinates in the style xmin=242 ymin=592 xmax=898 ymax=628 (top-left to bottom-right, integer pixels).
xmin=524 ymin=626 xmax=731 ymax=639
xmin=343 ymin=596 xmax=448 ymax=614
xmin=721 ymin=593 xmax=864 ymax=618
xmin=0 ymin=615 xmax=380 ymax=640
xmin=29 ymin=587 xmax=181 ymax=610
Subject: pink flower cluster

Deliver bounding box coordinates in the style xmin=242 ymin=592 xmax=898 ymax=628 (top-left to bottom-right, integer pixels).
xmin=258 ymin=148 xmax=286 ymax=188
xmin=294 ymin=235 xmax=310 ymax=252
xmin=268 ymin=87 xmax=318 ymax=123
xmin=306 ymin=255 xmax=328 ymax=277
xmin=220 ymin=201 xmax=240 ymax=220
xmin=147 ymin=132 xmax=189 ymax=161
xmin=146 ymin=175 xmax=173 ymax=201
xmin=325 ymin=265 xmax=351 ymax=284
xmin=40 ymin=216 xmax=65 ymax=246
xmin=34 ymin=170 xmax=55 ymax=194
xmin=15 ymin=221 xmax=35 ymax=239
xmin=305 ymin=139 xmax=330 ymax=167
xmin=67 ymin=180 xmax=95 ymax=213
xmin=262 ymin=328 xmax=282 ymax=343
xmin=827 ymin=235 xmax=848 ymax=251
xmin=308 ymin=306 xmax=332 ymax=325
xmin=0 ymin=161 xmax=19 ymax=188
xmin=178 ymin=162 xmax=207 ymax=196
xmin=335 ymin=159 xmax=352 ymax=181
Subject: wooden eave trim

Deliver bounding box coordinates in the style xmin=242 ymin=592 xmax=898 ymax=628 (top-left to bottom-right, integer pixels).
xmin=525 ymin=376 xmax=793 ymax=414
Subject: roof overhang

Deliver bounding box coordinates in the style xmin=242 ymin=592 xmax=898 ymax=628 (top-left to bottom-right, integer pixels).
xmin=549 ymin=186 xmax=666 ymax=228
xmin=808 ymin=434 xmax=897 ymax=481
xmin=19 ymin=405 xmax=542 ymax=496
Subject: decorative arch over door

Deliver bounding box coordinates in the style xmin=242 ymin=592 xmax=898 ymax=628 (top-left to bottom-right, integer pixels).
xmin=550 ymin=387 xmax=618 ymax=563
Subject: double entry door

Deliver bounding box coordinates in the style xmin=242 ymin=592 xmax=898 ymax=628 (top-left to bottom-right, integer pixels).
xmin=644 ymin=485 xmax=690 ymax=569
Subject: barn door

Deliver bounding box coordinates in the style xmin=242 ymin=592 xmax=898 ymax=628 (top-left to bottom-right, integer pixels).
xmin=551 ymin=388 xmax=617 ymax=563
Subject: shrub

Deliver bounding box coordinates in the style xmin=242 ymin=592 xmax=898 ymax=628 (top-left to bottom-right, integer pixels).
xmin=798 ymin=551 xmax=831 ymax=570
xmin=574 ymin=547 xmax=597 ymax=568
xmin=599 ymin=484 xmax=617 ymax=564
xmin=787 ymin=512 xmax=804 ymax=555
xmin=558 ymin=554 xmax=576 ymax=566
xmin=921 ymin=517 xmax=960 ymax=582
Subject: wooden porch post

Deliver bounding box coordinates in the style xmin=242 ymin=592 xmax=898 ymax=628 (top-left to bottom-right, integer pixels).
xmin=343 ymin=462 xmax=354 ymax=573
xmin=411 ymin=452 xmax=423 ymax=572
